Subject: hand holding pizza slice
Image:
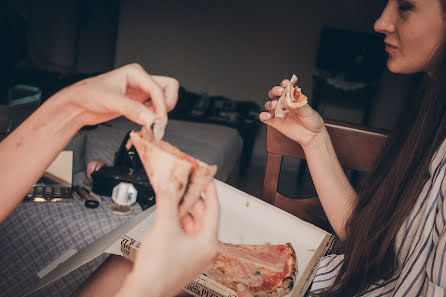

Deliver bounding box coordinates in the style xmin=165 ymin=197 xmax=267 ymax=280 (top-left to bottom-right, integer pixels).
xmin=274 ymin=74 xmax=308 ymax=118
xmin=260 ymin=75 xmax=324 ymax=148
xmin=129 ymin=127 xmax=217 ymax=229
xmin=127 ymin=127 xmax=297 ymax=297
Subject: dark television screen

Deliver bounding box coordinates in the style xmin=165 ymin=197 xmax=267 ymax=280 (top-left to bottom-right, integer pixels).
xmin=316 ymin=26 xmax=386 ymax=82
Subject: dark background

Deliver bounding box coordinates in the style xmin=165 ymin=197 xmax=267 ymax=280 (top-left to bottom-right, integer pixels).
xmin=0 ymin=0 xmax=413 ymax=196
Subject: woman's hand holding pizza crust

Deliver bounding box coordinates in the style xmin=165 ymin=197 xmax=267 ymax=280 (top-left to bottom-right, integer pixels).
xmin=116 ymin=182 xmax=220 ymax=297
xmin=259 ymin=79 xmax=325 ymax=150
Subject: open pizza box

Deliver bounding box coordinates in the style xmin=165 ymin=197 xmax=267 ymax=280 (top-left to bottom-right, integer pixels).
xmin=26 ymin=180 xmax=335 ymax=297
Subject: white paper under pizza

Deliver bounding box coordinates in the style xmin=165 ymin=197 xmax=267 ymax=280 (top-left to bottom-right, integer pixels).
xmin=107 ymin=180 xmax=330 ymax=297
xmin=27 ymin=180 xmax=331 ymax=297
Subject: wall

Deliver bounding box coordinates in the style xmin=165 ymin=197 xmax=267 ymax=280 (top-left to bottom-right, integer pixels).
xmin=20 ymin=0 xmax=78 ymax=69
xmin=115 ymin=0 xmax=407 ymax=167
xmin=11 ymin=0 xmax=118 ymax=73
xmin=116 ymin=0 xmax=388 ymax=105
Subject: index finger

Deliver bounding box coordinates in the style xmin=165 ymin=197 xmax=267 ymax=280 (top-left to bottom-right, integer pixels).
xmin=152 ymin=76 xmax=180 ymax=112
xmin=280 ymin=79 xmax=289 ymax=88
xmin=125 ymin=64 xmax=167 ymax=121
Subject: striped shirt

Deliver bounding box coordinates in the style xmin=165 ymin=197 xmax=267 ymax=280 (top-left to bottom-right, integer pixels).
xmin=310 ymin=138 xmax=446 ymax=297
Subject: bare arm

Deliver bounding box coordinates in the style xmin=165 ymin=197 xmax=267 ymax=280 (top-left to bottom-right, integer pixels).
xmin=302 ymin=126 xmax=357 ymax=239
xmin=0 ymin=94 xmax=82 ymax=222
xmin=260 ymin=79 xmax=357 ymax=239
xmin=0 ymin=64 xmax=179 ymax=223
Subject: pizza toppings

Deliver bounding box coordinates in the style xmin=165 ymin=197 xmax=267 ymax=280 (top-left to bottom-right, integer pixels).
xmin=293 ymin=88 xmax=301 ymax=102
xmin=218 ymin=243 xmax=287 ymax=272
xmin=207 ymin=242 xmax=297 ymax=297
xmin=274 ymin=74 xmax=308 ymax=118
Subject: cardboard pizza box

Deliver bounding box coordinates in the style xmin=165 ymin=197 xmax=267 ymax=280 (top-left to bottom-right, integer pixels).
xmin=43 ymin=150 xmax=73 ymax=187
xmin=26 ymin=180 xmax=335 ymax=297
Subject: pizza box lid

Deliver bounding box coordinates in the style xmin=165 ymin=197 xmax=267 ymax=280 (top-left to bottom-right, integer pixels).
xmin=26 ymin=180 xmax=335 ymax=297
xmin=107 ymin=180 xmax=336 ymax=297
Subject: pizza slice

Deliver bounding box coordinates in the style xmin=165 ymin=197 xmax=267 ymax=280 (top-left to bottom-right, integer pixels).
xmin=274 ymin=74 xmax=308 ymax=118
xmin=206 ymin=242 xmax=297 ymax=297
xmin=129 ymin=128 xmax=217 ymax=204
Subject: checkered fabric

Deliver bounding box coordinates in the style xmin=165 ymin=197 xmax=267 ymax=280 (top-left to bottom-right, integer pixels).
xmin=0 ymin=172 xmax=142 ymax=297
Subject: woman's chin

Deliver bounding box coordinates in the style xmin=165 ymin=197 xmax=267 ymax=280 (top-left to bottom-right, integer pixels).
xmin=387 ymin=59 xmax=422 ymax=75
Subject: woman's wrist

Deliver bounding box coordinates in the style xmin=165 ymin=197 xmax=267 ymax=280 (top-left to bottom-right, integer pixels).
xmin=46 ymin=88 xmax=85 ymax=132
xmin=301 ymin=125 xmax=330 ymax=153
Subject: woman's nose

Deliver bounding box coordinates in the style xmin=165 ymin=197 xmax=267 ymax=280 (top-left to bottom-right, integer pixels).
xmin=374 ymin=2 xmax=396 ymax=34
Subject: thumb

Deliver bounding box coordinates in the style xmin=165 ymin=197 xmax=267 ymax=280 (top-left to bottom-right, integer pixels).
xmin=291 ymin=104 xmax=317 ymax=118
xmin=259 ymin=112 xmax=286 ymax=131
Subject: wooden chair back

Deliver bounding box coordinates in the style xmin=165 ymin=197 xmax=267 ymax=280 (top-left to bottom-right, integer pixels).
xmin=262 ymin=120 xmax=388 ymax=228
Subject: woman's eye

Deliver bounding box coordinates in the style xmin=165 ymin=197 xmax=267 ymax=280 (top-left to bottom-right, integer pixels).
xmin=399 ymin=2 xmax=414 ymax=12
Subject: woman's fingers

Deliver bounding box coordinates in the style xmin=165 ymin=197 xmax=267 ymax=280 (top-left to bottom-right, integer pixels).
xmin=280 ymin=79 xmax=289 ymax=88
xmin=109 ymin=93 xmax=157 ymax=126
xmin=178 ymin=188 xmax=203 ymax=219
xmin=181 ymin=198 xmax=206 ymax=235
xmin=180 ymin=213 xmax=195 ymax=234
xmin=268 ymin=86 xmax=285 ymax=100
xmin=259 ymin=111 xmax=273 ymax=122
xmin=264 ymin=100 xmax=278 ymax=112
xmin=152 ymin=76 xmax=180 ymax=112
xmin=124 ymin=64 xmax=167 ymax=121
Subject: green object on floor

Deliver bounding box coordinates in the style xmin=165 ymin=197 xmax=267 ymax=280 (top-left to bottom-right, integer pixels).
xmin=7 ymin=84 xmax=42 ymax=133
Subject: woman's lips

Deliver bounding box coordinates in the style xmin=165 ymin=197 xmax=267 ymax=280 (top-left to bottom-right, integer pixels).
xmin=385 ymin=43 xmax=398 ymax=53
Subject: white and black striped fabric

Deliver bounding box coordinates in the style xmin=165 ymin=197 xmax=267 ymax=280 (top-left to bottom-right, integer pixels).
xmin=310 ymin=138 xmax=446 ymax=297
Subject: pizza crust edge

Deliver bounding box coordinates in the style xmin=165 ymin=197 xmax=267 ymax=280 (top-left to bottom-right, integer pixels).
xmin=253 ymin=243 xmax=297 ymax=297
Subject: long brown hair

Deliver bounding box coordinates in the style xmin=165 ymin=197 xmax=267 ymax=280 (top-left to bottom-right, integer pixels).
xmin=315 ymin=4 xmax=446 ymax=297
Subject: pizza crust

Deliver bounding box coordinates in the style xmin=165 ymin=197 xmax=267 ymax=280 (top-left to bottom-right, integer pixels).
xmin=129 ymin=130 xmax=217 ymax=199
xmin=274 ymin=74 xmax=308 ymax=118
xmin=129 ymin=130 xmax=191 ymax=197
xmin=253 ymin=244 xmax=297 ymax=297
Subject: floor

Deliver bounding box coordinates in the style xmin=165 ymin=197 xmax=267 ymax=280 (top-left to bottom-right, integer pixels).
xmin=234 ymin=156 xmax=318 ymax=200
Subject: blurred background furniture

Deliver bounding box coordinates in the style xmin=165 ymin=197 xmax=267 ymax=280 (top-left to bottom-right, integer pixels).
xmin=295 ymin=26 xmax=387 ymax=186
xmin=311 ymin=26 xmax=386 ymax=125
xmin=169 ymin=87 xmax=261 ymax=176
xmin=262 ymin=121 xmax=388 ymax=232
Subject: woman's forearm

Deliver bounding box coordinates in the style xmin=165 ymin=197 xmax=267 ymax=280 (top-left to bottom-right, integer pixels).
xmin=0 ymin=92 xmax=83 ymax=222
xmin=303 ymin=126 xmax=357 ymax=239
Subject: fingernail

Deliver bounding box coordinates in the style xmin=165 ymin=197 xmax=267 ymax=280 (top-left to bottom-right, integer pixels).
xmin=260 ymin=112 xmax=272 ymax=121
xmin=278 ymin=87 xmax=284 ymax=93
xmin=141 ymin=111 xmax=155 ymax=125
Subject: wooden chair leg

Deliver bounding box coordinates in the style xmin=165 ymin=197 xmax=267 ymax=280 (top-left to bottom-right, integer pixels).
xmin=262 ymin=153 xmax=282 ymax=205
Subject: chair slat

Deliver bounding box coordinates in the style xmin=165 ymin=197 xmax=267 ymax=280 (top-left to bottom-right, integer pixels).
xmin=262 ymin=119 xmax=389 ymax=228
xmin=266 ymin=121 xmax=388 ymax=172
xmin=275 ymin=193 xmax=321 ymax=223
xmin=262 ymin=153 xmax=282 ymax=205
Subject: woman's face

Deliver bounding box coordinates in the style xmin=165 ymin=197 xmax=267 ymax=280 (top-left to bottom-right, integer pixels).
xmin=374 ymin=0 xmax=446 ymax=74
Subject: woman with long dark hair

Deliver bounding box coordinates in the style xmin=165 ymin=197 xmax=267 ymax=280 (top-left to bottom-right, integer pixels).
xmin=261 ymin=0 xmax=446 ymax=296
